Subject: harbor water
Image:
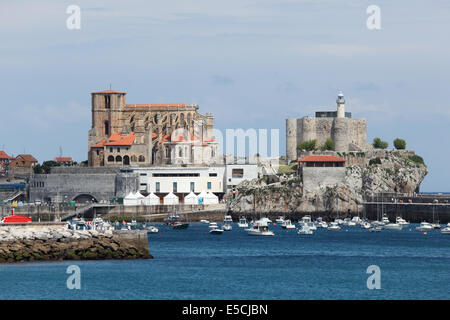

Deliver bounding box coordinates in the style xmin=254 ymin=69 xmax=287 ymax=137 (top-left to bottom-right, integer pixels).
xmin=1 ymin=223 xmax=449 ymax=299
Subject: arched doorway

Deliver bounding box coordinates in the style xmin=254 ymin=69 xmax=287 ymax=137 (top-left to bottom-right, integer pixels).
xmin=116 ymin=155 xmax=122 ymax=163
xmin=73 ymin=194 xmax=98 ymax=204
xmin=123 ymin=155 xmax=130 ymax=165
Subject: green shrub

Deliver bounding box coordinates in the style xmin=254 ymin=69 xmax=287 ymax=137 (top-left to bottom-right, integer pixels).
xmin=373 ymin=137 xmax=388 ymax=149
xmin=393 ymin=138 xmax=406 ymax=150
xmin=297 ymin=139 xmax=317 ymax=151
xmin=320 ymin=138 xmax=334 ymax=151
xmin=408 ymin=154 xmax=424 ymax=165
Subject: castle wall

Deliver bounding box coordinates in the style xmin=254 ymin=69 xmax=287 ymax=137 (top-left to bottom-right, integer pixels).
xmin=286 ymin=119 xmax=297 ymax=162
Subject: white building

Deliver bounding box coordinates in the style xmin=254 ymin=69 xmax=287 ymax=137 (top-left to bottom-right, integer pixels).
xmin=128 ymin=165 xmax=226 ymax=202
xmin=226 ymin=164 xmax=259 ymax=190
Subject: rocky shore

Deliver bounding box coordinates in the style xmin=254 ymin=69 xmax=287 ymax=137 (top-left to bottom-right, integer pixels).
xmin=0 ymin=227 xmax=152 ymax=263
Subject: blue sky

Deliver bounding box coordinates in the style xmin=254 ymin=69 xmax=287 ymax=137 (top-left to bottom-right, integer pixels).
xmin=0 ymin=0 xmax=449 ymax=191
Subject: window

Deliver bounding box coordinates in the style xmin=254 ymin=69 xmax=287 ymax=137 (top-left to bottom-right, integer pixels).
xmin=131 ymin=155 xmax=137 ymax=162
xmin=207 ymin=182 xmax=212 ymax=190
xmin=117 ymin=148 xmax=120 ymax=152
xmin=139 ymin=155 xmax=145 ymax=162
xmin=190 ymin=182 xmax=195 ymax=192
xmin=232 ymin=168 xmax=244 ymax=178
xmin=115 ymin=156 xmax=122 ymax=162
xmin=110 ymin=148 xmax=113 ymax=153
xmin=173 ymin=182 xmax=177 ymax=193
xmin=140 ymin=173 xmax=147 ymax=176
xmin=156 ymin=182 xmax=160 ymax=192
xmin=105 ymin=95 xmax=111 ymax=109
xmin=179 ymin=148 xmax=182 ymax=157
xmin=104 ymin=120 xmax=109 ymax=136
xmin=107 ymin=156 xmax=114 ymax=162
xmin=209 ymin=173 xmax=217 ymax=177
xmin=96 ymin=150 xmax=99 ymax=156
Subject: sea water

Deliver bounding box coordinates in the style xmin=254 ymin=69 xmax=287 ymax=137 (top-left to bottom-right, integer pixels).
xmin=1 ymin=223 xmax=449 ymax=300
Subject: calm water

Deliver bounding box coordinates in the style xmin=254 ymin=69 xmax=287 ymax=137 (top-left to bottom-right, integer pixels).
xmin=1 ymin=223 xmax=449 ymax=300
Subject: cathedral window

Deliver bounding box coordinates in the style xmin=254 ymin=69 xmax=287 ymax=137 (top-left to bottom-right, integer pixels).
xmin=105 ymin=95 xmax=111 ymax=109
xmin=104 ymin=120 xmax=109 ymax=136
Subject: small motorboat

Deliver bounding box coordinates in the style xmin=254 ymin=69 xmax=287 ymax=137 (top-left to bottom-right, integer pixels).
xmin=299 ymin=215 xmax=312 ymax=227
xmin=172 ymin=222 xmax=189 ymax=230
xmin=281 ymin=219 xmax=296 ymax=229
xmin=223 ymin=223 xmax=232 ymax=231
xmin=200 ymin=219 xmax=210 ymax=224
xmin=369 ymin=226 xmax=382 ymax=232
xmin=146 ymin=225 xmax=159 ymax=233
xmin=298 ymin=225 xmax=313 ymax=235
xmin=245 ymin=219 xmax=274 ymax=236
xmin=343 ymin=218 xmax=356 ymax=227
xmin=416 ymin=222 xmax=433 ymax=231
xmin=351 ymin=216 xmax=363 ymax=225
xmin=396 ymin=217 xmax=410 ymax=226
xmin=209 ymin=222 xmax=219 ymax=230
xmin=210 ymin=228 xmax=224 ymax=235
xmin=441 ymin=224 xmax=450 ymax=234
xmin=361 ymin=222 xmax=371 ymax=229
xmin=327 ymin=222 xmax=341 ymax=231
xmin=383 ymin=223 xmax=403 ymax=231
xmin=237 ymin=216 xmax=248 ymax=228
xmin=431 ymin=223 xmax=441 ymax=229
xmin=275 ymin=216 xmax=285 ymax=224
xmin=381 ymin=215 xmax=390 ymax=225
xmin=223 ymin=215 xmax=233 ymax=224
xmin=314 ymin=217 xmax=327 ymax=228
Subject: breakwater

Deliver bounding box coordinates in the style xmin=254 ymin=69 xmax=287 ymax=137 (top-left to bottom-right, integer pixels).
xmin=0 ymin=224 xmax=152 ymax=263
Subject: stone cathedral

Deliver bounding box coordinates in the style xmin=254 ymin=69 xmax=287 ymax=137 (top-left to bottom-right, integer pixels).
xmin=88 ymin=89 xmax=221 ymax=167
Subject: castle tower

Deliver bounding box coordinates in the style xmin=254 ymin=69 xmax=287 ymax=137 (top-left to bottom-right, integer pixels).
xmin=89 ymin=90 xmax=127 ymax=147
xmin=336 ymin=91 xmax=345 ymax=118
xmin=286 ymin=119 xmax=298 ymax=162
xmin=205 ymin=112 xmax=214 ymax=140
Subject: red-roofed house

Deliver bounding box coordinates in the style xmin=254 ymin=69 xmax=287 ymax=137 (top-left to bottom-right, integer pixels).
xmin=55 ymin=157 xmax=73 ymax=163
xmin=0 ymin=150 xmax=13 ymax=175
xmin=297 ymin=154 xmax=346 ymax=192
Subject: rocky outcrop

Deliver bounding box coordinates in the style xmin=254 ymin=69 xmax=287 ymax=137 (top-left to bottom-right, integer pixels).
xmin=229 ymin=151 xmax=428 ymax=214
xmin=0 ymin=227 xmax=152 ymax=263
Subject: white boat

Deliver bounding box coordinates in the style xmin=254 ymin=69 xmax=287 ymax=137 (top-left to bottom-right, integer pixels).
xmin=351 ymin=216 xmax=363 ymax=225
xmin=245 ymin=219 xmax=275 ymax=236
xmin=441 ymin=224 xmax=450 ymax=234
xmin=210 ymin=228 xmax=224 ymax=235
xmin=327 ymin=222 xmax=341 ymax=231
xmin=314 ymin=217 xmax=327 ymax=228
xmin=343 ymin=218 xmax=357 ymax=227
xmin=372 ymin=220 xmax=385 ymax=227
xmin=335 ymin=219 xmax=344 ymax=225
xmin=369 ymin=225 xmax=382 ymax=232
xmin=299 ymin=215 xmax=312 ymax=227
xmin=223 ymin=223 xmax=232 ymax=231
xmin=223 ymin=215 xmax=233 ymax=223
xmin=281 ymin=219 xmax=296 ymax=229
xmin=361 ymin=222 xmax=371 ymax=229
xmin=383 ymin=223 xmax=403 ymax=230
xmin=307 ymin=222 xmax=317 ymax=231
xmin=237 ymin=217 xmax=249 ymax=228
xmin=416 ymin=222 xmax=433 ymax=231
xmin=259 ymin=217 xmax=273 ymax=225
xmin=395 ymin=217 xmax=409 ymax=226
xmin=209 ymin=222 xmax=219 ymax=230
xmin=275 ymin=216 xmax=285 ymax=224
xmin=431 ymin=223 xmax=441 ymax=229
xmin=298 ymin=225 xmax=313 ymax=235
xmin=200 ymin=219 xmax=210 ymax=224
xmin=147 ymin=225 xmax=159 ymax=233
xmin=381 ymin=215 xmax=390 ymax=225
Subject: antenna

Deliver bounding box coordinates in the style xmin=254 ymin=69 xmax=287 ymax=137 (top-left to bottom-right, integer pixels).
xmin=59 ymin=146 xmax=63 ymax=158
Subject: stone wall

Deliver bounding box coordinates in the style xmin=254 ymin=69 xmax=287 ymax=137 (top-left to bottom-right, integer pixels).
xmin=301 ymin=167 xmax=346 ymax=192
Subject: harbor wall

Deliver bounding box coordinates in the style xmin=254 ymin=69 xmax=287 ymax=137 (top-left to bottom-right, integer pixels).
xmin=0 ymin=228 xmax=151 ymax=263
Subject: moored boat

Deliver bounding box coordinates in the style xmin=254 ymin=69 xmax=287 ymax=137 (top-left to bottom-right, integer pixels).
xmin=245 ymin=219 xmax=274 ymax=236
xmin=238 ymin=216 xmax=248 ymax=228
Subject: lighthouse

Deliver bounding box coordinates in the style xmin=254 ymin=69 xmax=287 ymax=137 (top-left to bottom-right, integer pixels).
xmin=336 ymin=91 xmax=345 ymax=118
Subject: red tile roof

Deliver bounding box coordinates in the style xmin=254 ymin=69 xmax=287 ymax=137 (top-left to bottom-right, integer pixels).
xmin=298 ymin=155 xmax=345 ymax=163
xmin=104 ymin=132 xmax=135 ymax=146
xmin=91 ymin=139 xmax=107 ymax=148
xmin=55 ymin=157 xmax=73 ymax=162
xmin=15 ymin=154 xmax=38 ymax=163
xmin=91 ymin=90 xmax=126 ymax=94
xmin=125 ymin=104 xmax=188 ymax=109
xmin=0 ymin=151 xmax=13 ymax=160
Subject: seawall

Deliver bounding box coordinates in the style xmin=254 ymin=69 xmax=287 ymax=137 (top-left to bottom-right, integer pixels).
xmin=0 ymin=225 xmax=152 ymax=263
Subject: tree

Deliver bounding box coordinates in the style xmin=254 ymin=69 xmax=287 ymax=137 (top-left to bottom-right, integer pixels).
xmin=372 ymin=137 xmax=388 ymax=149
xmin=297 ymin=139 xmax=317 ymax=151
xmin=393 ymin=138 xmax=406 ymax=150
xmin=320 ymin=138 xmax=334 ymax=151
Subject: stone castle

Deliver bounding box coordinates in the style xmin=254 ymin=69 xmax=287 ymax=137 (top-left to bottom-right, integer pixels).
xmin=88 ymin=90 xmax=221 ymax=167
xmin=286 ymin=92 xmax=367 ymax=162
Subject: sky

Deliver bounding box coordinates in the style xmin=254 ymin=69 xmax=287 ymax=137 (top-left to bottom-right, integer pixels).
xmin=0 ymin=0 xmax=449 ymax=191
